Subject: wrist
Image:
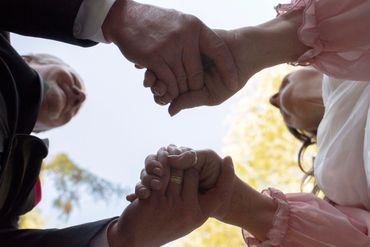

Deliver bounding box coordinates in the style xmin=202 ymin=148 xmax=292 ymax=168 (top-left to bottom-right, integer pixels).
xmin=219 ymin=177 xmax=277 ymax=241
xmin=107 ymin=215 xmax=138 ymax=247
xmin=107 ymin=220 xmax=121 ymax=247
xmin=257 ymin=9 xmax=308 ymax=65
xmin=102 ymin=0 xmax=131 ymax=43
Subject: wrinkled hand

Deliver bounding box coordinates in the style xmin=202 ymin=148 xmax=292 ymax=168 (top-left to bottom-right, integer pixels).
xmin=145 ymin=28 xmax=261 ymax=116
xmin=103 ymin=0 xmax=238 ymax=102
xmin=127 ymin=145 xmax=236 ymax=219
xmin=109 ymin=147 xmax=214 ymax=247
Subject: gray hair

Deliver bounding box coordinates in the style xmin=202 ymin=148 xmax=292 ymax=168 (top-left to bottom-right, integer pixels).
xmin=22 ymin=53 xmax=69 ymax=66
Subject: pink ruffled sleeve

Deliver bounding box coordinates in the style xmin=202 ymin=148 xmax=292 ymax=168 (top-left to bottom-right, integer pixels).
xmin=276 ymin=0 xmax=370 ymax=80
xmin=243 ymin=188 xmax=370 ymax=246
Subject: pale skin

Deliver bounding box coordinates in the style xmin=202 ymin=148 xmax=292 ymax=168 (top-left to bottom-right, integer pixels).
xmin=269 ymin=68 xmax=324 ymax=131
xmin=102 ymin=0 xmax=239 ymax=103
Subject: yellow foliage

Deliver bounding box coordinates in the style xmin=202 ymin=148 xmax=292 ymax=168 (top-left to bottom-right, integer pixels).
xmin=173 ymin=219 xmax=245 ymax=247
xmin=19 ymin=209 xmax=45 ymax=229
xmin=175 ymin=65 xmax=313 ymax=246
xmin=19 ymin=153 xmax=125 ymax=227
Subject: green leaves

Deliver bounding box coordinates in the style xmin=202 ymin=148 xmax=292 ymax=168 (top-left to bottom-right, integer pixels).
xmin=42 ymin=153 xmax=126 ymax=217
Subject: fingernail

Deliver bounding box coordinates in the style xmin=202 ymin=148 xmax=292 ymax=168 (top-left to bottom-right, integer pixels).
xmin=158 ymin=98 xmax=167 ymax=105
xmin=125 ymin=194 xmax=134 ymax=202
xmin=150 ymin=179 xmax=162 ymax=190
xmin=153 ymin=167 xmax=162 ymax=176
xmin=153 ymin=87 xmax=161 ymax=96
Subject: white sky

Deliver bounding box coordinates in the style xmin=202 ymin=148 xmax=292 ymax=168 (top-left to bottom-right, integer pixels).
xmin=12 ymin=0 xmax=283 ymax=233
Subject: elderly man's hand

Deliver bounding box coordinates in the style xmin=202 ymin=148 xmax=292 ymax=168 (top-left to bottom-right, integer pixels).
xmin=146 ymin=28 xmax=262 ymax=115
xmin=102 ymin=0 xmax=238 ymax=102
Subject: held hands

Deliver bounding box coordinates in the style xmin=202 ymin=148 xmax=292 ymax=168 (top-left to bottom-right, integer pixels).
xmin=128 ymin=145 xmax=236 ymax=219
xmin=108 ymin=146 xmax=234 ymax=247
xmin=146 ymin=29 xmax=261 ymax=116
xmin=102 ymin=0 xmax=238 ymax=104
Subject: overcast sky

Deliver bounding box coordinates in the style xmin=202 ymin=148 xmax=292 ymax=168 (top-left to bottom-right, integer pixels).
xmin=12 ymin=0 xmax=283 ymax=232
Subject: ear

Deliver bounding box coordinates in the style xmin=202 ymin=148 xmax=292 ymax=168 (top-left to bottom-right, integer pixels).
xmin=21 ymin=55 xmax=33 ymax=64
xmin=32 ymin=121 xmax=51 ymax=133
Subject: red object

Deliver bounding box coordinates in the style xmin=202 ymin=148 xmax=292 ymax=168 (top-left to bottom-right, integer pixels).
xmin=34 ymin=178 xmax=42 ymax=206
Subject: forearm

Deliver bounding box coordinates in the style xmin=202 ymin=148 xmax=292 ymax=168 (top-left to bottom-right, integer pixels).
xmin=229 ymin=9 xmax=309 ymax=83
xmin=216 ymin=176 xmax=277 ymax=241
xmin=255 ymin=9 xmax=308 ymax=67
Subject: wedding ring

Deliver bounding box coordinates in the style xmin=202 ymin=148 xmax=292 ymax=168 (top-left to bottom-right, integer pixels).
xmin=190 ymin=150 xmax=198 ymax=166
xmin=170 ymin=175 xmax=183 ymax=185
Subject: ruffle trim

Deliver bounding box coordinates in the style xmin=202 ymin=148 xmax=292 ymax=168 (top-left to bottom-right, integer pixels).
xmin=243 ymin=188 xmax=290 ymax=247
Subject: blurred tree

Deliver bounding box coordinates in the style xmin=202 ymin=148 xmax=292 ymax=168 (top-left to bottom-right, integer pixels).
xmin=174 ymin=65 xmax=316 ymax=246
xmin=18 ymin=209 xmax=45 ymax=229
xmin=19 ymin=153 xmax=125 ymax=228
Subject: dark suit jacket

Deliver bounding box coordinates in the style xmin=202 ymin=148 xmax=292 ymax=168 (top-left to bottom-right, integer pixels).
xmin=0 ymin=0 xmax=96 ymax=46
xmin=0 ymin=1 xmax=115 ymax=245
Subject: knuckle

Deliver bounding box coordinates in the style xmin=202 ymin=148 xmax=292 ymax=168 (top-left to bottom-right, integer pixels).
xmin=144 ymin=154 xmax=156 ymax=163
xmin=183 ymin=14 xmax=201 ymax=27
xmin=171 ymin=14 xmax=201 ymax=36
xmin=206 ymin=149 xmax=217 ymax=156
xmin=134 ymin=183 xmax=142 ymax=193
xmin=146 ymin=161 xmax=156 ymax=171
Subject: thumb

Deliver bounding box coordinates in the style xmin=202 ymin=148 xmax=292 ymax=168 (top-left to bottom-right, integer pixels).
xmin=198 ymin=156 xmax=235 ymax=217
xmin=168 ymin=90 xmax=209 ymax=116
xmin=199 ymin=28 xmax=238 ymax=91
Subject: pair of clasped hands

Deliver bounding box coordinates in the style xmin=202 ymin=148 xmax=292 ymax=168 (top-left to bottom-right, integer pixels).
xmin=104 ymin=0 xmax=260 ymax=116
xmin=111 ymin=145 xmax=236 ymax=247
xmin=103 ymin=1 xmax=250 ymax=116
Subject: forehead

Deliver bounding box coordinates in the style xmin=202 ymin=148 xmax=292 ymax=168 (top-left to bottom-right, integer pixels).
xmin=281 ymin=69 xmax=320 ymax=90
xmin=279 ymin=73 xmax=292 ymax=91
xmin=30 ymin=59 xmax=85 ymax=91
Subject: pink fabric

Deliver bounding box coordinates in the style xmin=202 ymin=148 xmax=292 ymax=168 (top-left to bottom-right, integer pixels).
xmin=243 ymin=188 xmax=370 ymax=246
xmin=276 ymin=0 xmax=370 ymax=81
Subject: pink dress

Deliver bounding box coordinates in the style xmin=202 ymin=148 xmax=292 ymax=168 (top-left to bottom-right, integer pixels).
xmin=244 ymin=0 xmax=370 ymax=246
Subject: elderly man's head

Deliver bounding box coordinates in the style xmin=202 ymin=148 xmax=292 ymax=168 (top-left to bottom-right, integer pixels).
xmin=23 ymin=54 xmax=86 ymax=132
